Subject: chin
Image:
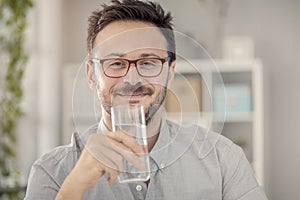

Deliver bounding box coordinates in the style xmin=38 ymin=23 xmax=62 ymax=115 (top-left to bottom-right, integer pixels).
xmin=113 ymin=95 xmax=150 ymax=105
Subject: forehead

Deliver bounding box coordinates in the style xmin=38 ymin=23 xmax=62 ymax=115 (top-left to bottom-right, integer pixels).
xmin=93 ymin=21 xmax=168 ymax=58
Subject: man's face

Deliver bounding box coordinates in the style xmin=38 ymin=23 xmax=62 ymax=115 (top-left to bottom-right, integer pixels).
xmin=87 ymin=21 xmax=175 ymax=120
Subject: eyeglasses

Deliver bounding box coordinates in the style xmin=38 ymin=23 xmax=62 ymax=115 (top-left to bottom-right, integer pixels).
xmin=90 ymin=57 xmax=169 ymax=78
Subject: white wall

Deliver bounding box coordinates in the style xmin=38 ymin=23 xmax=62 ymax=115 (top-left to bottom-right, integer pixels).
xmin=61 ymin=0 xmax=103 ymax=63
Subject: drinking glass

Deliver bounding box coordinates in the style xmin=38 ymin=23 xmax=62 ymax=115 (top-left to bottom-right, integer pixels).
xmin=111 ymin=104 xmax=150 ymax=183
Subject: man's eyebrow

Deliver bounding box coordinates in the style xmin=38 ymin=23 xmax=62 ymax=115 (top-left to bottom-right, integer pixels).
xmin=103 ymin=52 xmax=161 ymax=58
xmin=139 ymin=53 xmax=160 ymax=58
xmin=103 ymin=53 xmax=125 ymax=58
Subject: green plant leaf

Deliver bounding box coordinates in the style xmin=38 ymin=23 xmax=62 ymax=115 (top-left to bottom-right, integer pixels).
xmin=0 ymin=1 xmax=33 ymax=198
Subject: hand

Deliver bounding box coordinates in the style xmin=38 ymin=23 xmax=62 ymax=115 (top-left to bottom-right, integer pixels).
xmin=56 ymin=131 xmax=146 ymax=199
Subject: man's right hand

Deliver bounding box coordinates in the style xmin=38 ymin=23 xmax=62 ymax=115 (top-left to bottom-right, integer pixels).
xmin=55 ymin=131 xmax=146 ymax=200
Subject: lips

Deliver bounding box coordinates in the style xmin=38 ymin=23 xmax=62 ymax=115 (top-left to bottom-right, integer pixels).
xmin=113 ymin=85 xmax=154 ymax=99
xmin=117 ymin=91 xmax=150 ymax=99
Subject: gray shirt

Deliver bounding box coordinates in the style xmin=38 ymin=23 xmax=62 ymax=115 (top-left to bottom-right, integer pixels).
xmin=25 ymin=118 xmax=268 ymax=200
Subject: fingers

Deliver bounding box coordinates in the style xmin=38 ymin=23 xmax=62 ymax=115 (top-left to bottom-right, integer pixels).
xmin=88 ymin=146 xmax=123 ymax=172
xmin=94 ymin=157 xmax=120 ymax=185
xmin=85 ymin=132 xmax=148 ymax=184
xmin=81 ymin=147 xmax=122 ymax=185
xmin=105 ymin=166 xmax=119 ymax=185
xmin=104 ymin=131 xmax=147 ymax=170
xmin=104 ymin=131 xmax=145 ymax=154
xmin=101 ymin=136 xmax=146 ymax=170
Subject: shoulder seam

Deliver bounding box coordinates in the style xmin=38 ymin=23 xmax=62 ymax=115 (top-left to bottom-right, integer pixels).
xmin=223 ymin=144 xmax=244 ymax=188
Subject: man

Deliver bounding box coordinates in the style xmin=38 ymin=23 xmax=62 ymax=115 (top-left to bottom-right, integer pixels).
xmin=25 ymin=0 xmax=268 ymax=199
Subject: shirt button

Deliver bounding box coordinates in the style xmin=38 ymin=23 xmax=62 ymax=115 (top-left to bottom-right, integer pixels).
xmin=136 ymin=184 xmax=143 ymax=191
xmin=160 ymin=163 xmax=165 ymax=169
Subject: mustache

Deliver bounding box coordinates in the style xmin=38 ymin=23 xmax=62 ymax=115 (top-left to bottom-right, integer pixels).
xmin=112 ymin=84 xmax=154 ymax=96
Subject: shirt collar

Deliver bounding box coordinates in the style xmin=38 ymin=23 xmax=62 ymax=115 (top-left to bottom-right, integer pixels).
xmin=148 ymin=114 xmax=171 ymax=172
xmin=98 ymin=118 xmax=110 ymax=132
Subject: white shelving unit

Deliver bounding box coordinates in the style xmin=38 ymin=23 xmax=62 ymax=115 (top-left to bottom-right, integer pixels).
xmin=166 ymin=59 xmax=264 ymax=185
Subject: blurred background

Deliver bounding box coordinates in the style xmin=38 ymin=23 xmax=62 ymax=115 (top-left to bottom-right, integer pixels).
xmin=1 ymin=0 xmax=300 ymax=199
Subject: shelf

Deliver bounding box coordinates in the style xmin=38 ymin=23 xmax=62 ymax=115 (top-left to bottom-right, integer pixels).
xmin=175 ymin=59 xmax=262 ymax=74
xmin=214 ymin=112 xmax=253 ymax=123
xmin=167 ymin=111 xmax=253 ymax=120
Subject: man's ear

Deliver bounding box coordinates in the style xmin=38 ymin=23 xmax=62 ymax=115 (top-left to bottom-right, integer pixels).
xmin=86 ymin=60 xmax=96 ymax=90
xmin=167 ymin=60 xmax=176 ymax=88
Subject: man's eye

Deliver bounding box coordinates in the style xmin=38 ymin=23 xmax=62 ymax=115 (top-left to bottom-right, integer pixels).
xmin=143 ymin=61 xmax=155 ymax=66
xmin=109 ymin=60 xmax=126 ymax=68
xmin=140 ymin=60 xmax=159 ymax=67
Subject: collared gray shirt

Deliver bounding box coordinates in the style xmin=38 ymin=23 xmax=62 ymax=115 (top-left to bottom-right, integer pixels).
xmin=25 ymin=118 xmax=268 ymax=200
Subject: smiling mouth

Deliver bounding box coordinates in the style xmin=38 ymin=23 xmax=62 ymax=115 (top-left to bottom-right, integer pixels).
xmin=118 ymin=92 xmax=150 ymax=98
xmin=113 ymin=85 xmax=154 ymax=101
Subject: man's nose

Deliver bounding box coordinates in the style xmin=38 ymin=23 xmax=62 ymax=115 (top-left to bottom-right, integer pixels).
xmin=122 ymin=64 xmax=141 ymax=85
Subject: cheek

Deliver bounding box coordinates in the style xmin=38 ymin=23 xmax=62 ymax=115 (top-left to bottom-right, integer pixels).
xmin=146 ymin=70 xmax=169 ymax=88
xmin=96 ymin=75 xmax=117 ymax=94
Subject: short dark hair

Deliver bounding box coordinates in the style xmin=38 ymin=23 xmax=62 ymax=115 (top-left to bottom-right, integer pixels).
xmin=87 ymin=0 xmax=176 ymax=62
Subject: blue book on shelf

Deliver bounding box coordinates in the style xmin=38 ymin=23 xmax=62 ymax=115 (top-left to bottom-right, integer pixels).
xmin=213 ymin=84 xmax=252 ymax=113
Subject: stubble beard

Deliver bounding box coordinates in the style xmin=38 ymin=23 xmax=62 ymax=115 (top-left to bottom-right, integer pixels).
xmin=97 ymin=85 xmax=168 ymax=125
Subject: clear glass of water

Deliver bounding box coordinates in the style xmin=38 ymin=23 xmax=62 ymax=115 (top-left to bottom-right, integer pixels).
xmin=111 ymin=104 xmax=150 ymax=183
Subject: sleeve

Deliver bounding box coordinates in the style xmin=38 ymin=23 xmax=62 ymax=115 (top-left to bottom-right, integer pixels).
xmin=24 ymin=134 xmax=81 ymax=200
xmin=24 ymin=163 xmax=61 ymax=200
xmin=221 ymin=143 xmax=268 ymax=200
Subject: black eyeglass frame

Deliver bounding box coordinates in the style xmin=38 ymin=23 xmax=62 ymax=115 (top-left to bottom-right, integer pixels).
xmin=90 ymin=57 xmax=170 ymax=78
